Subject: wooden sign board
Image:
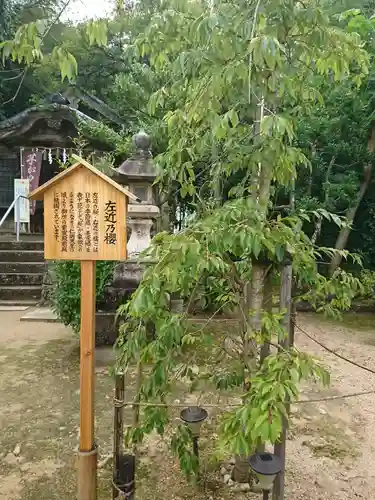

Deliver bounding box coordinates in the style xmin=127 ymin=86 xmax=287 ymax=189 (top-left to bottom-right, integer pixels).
xmin=29 ymin=156 xmax=139 ymax=261
xmin=30 ymin=156 xmax=139 ymax=500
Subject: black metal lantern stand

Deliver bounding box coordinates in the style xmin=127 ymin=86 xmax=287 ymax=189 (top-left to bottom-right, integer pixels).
xmin=112 ymin=373 xmax=135 ymax=500
xmin=180 ymin=406 xmax=208 ymax=465
xmin=113 ymin=454 xmax=135 ymax=500
xmin=249 ymin=452 xmax=282 ymax=500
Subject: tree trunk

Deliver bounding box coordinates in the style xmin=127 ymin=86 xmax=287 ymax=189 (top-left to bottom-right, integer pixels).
xmin=233 ymin=91 xmax=271 ymax=484
xmin=329 ymin=123 xmax=375 ymax=276
xmin=233 ymin=262 xmax=267 ymax=483
xmin=243 ymin=262 xmax=265 ymax=373
xmin=307 ymin=142 xmax=316 ymax=197
xmin=232 ymin=454 xmax=250 ymax=483
xmin=232 ymin=262 xmax=266 ymax=483
xmin=329 ymin=163 xmax=372 ymax=276
xmin=311 ymin=156 xmax=335 ymax=246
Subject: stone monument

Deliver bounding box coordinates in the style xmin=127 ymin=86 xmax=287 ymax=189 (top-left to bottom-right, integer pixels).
xmin=106 ymin=131 xmax=160 ymax=309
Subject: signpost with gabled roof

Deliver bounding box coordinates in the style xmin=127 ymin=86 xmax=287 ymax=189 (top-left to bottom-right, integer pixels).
xmin=30 ymin=155 xmax=139 ymax=500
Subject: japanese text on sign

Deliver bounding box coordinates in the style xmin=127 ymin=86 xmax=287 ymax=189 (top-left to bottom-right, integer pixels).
xmin=61 ymin=192 xmax=68 ymax=252
xmin=93 ymin=193 xmax=99 ymax=253
xmin=77 ymin=192 xmax=84 ymax=252
xmin=52 ymin=191 xmax=111 ymax=254
xmin=104 ymin=200 xmax=117 ymax=245
xmin=53 ymin=192 xmax=60 ymax=242
xmin=69 ymin=193 xmax=75 ymax=252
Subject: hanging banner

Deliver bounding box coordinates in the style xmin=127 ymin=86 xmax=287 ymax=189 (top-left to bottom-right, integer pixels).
xmin=21 ymin=150 xmax=43 ymax=215
xmin=14 ymin=179 xmax=30 ymax=224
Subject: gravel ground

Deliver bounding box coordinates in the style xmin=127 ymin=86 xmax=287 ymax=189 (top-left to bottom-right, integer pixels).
xmin=0 ymin=310 xmax=374 ymax=499
xmin=284 ymin=313 xmax=375 ymax=499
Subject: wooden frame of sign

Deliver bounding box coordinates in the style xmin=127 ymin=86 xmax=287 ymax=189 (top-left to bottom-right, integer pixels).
xmin=30 ymin=155 xmax=138 ymax=500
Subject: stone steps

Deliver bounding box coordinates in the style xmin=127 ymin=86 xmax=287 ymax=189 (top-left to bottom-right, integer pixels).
xmin=0 ymin=273 xmax=44 ymax=286
xmin=0 ymin=250 xmax=44 ymax=262
xmin=0 ymin=299 xmax=39 ymax=308
xmin=0 ymin=240 xmax=44 ymax=251
xmin=0 ymin=285 xmax=43 ymax=301
xmin=0 ymin=237 xmax=45 ymax=304
xmin=0 ymin=262 xmax=45 ymax=273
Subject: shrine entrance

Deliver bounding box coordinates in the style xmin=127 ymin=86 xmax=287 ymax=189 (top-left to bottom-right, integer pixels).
xmin=31 ymin=156 xmax=64 ymax=233
xmin=0 ymin=94 xmax=113 ymax=233
xmin=0 ymin=90 xmax=121 ymax=305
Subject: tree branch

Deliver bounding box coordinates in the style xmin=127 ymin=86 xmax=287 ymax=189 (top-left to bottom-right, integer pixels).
xmin=2 ymin=0 xmax=73 ymax=105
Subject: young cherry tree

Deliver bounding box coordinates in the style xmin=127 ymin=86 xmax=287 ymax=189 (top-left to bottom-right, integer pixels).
xmin=116 ymin=0 xmax=368 ymax=492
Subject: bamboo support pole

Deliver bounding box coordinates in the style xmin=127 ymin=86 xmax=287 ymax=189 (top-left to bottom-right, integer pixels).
xmin=113 ymin=372 xmax=125 ymax=500
xmin=273 ymin=260 xmax=293 ymax=500
xmin=259 ymin=271 xmax=273 ymax=365
xmin=257 ymin=271 xmax=273 ymax=454
xmin=132 ymin=360 xmax=142 ymax=456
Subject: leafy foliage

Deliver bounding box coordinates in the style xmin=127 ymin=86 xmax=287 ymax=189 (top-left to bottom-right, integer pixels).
xmin=51 ymin=260 xmax=115 ymax=333
xmin=358 ymin=269 xmax=375 ymax=299
xmin=111 ymin=0 xmax=372 ymax=477
xmin=0 ymin=0 xmax=60 ymax=118
xmin=294 ymin=8 xmax=375 ymax=264
xmin=116 ymin=202 xmax=362 ymax=475
xmin=136 ymin=0 xmax=367 ymax=202
xmin=220 ymin=350 xmax=330 ymax=454
xmin=0 ymin=16 xmax=108 ymax=82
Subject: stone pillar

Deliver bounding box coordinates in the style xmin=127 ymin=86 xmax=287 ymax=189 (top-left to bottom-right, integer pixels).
xmin=127 ymin=205 xmax=159 ymax=258
xmin=105 ymin=131 xmax=160 ymax=311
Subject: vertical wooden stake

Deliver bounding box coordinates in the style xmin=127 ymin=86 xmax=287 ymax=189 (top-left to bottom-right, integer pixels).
xmin=78 ymin=260 xmax=97 ymax=500
xmin=259 ymin=271 xmax=273 ymax=366
xmin=257 ymin=270 xmax=273 ymax=454
xmin=132 ymin=359 xmax=142 ymax=457
xmin=113 ymin=372 xmax=125 ymax=500
xmin=273 ymin=260 xmax=293 ymax=500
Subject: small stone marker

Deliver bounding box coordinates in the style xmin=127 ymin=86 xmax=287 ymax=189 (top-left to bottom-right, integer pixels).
xmin=29 ymin=155 xmax=138 ymax=500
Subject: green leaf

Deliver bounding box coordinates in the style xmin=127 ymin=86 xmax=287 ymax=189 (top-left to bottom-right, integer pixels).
xmin=86 ymin=20 xmax=108 ymax=47
xmin=227 ymin=108 xmax=239 ymax=128
xmin=52 ymin=47 xmax=78 ymax=82
xmin=253 ymin=413 xmax=268 ymax=432
xmin=0 ymin=40 xmax=14 ymax=64
xmin=276 ymin=402 xmax=288 ymax=420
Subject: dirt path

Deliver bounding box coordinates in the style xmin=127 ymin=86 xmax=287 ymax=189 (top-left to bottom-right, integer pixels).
xmin=287 ymin=313 xmax=375 ymax=499
xmin=0 ymin=310 xmax=72 ymax=347
xmin=1 ymin=310 xmax=375 ymax=499
xmin=0 ymin=311 xmax=115 ymax=500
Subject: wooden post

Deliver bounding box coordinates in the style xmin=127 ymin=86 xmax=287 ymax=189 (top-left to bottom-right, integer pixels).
xmin=273 ymin=260 xmax=293 ymax=500
xmin=259 ymin=271 xmax=273 ymax=366
xmin=28 ymin=157 xmax=134 ymax=500
xmin=113 ymin=372 xmax=125 ymax=500
xmin=78 ymin=260 xmax=97 ymax=500
xmin=257 ymin=271 xmax=273 ymax=454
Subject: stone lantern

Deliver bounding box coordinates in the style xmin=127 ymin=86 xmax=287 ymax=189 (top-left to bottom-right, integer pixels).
xmin=106 ymin=131 xmax=160 ymax=309
xmin=110 ymin=130 xmax=160 ymax=257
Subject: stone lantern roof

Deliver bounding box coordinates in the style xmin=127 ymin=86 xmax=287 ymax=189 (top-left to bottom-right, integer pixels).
xmin=112 ymin=131 xmax=156 ymax=181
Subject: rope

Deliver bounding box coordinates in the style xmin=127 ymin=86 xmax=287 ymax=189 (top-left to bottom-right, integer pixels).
xmin=114 ymin=389 xmax=375 ymax=410
xmin=294 ymin=322 xmax=375 ymax=376
xmin=293 ymin=390 xmax=375 ymax=404
xmin=112 ymin=479 xmax=134 ymax=499
xmin=114 ymin=321 xmax=375 ymax=412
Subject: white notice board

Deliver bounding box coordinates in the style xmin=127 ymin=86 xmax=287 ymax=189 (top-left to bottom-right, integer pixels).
xmin=14 ymin=179 xmax=30 ymax=224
